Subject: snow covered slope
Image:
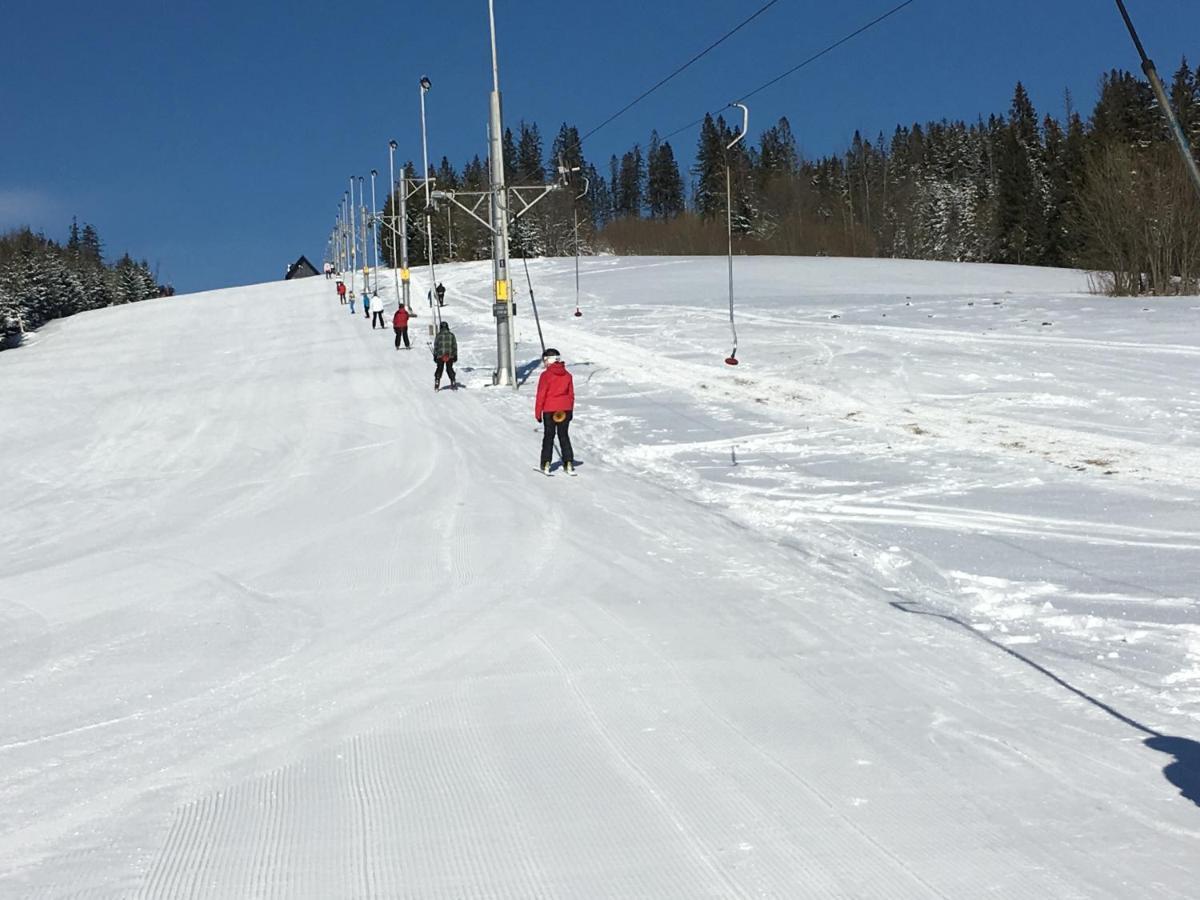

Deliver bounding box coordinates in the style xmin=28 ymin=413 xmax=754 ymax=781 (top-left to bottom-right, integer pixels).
xmin=1 ymin=257 xmax=1197 ymax=897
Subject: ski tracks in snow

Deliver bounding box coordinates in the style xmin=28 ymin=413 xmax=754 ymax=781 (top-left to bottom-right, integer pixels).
xmin=4 ymin=261 xmax=1200 ymax=897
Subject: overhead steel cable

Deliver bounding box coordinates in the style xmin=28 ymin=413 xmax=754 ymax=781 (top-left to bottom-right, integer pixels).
xmin=663 ymin=0 xmax=918 ymax=141
xmin=578 ymin=0 xmax=784 ymax=144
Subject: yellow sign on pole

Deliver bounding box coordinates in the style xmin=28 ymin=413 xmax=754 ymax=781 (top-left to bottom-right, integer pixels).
xmin=496 ymin=279 xmax=509 ymax=301
xmin=401 ymin=268 xmax=410 ymax=281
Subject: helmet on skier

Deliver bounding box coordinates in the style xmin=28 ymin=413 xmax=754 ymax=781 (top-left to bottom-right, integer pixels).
xmin=542 ymin=348 xmax=561 ymax=364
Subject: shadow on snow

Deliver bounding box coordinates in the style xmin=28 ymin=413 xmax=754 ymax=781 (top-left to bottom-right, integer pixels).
xmin=891 ymin=599 xmax=1200 ymax=811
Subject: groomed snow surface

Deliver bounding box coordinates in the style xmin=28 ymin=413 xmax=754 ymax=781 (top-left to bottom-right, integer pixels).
xmin=2 ymin=256 xmax=1198 ymax=898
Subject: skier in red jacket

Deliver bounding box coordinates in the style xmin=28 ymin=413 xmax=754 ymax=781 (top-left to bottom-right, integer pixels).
xmin=534 ymin=348 xmax=575 ymax=475
xmin=392 ymin=305 xmax=410 ymax=350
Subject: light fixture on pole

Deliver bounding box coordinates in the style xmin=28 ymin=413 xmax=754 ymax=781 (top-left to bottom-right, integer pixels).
xmin=370 ymin=169 xmax=380 ymax=295
xmin=388 ymin=140 xmax=403 ymax=309
xmin=419 ymin=75 xmax=439 ymax=326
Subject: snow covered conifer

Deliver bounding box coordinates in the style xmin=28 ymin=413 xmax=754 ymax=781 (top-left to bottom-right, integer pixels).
xmin=692 ymin=114 xmax=726 ymax=219
xmin=646 ymin=132 xmax=684 ymax=220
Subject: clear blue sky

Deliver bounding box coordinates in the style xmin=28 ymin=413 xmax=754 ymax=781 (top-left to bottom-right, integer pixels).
xmin=3 ymin=0 xmax=1198 ymax=294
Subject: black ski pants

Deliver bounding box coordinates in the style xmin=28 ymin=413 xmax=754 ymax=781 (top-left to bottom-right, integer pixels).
xmin=541 ymin=411 xmax=574 ymax=467
xmin=394 ymin=326 xmax=410 ymax=349
xmin=372 ymin=310 xmax=386 ymax=329
xmin=435 ymin=359 xmax=456 ymax=384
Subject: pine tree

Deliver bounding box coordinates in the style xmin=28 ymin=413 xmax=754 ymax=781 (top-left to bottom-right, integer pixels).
xmin=0 ymin=273 xmax=19 ymax=337
xmin=615 ymin=145 xmax=645 ymax=217
xmin=1091 ymin=69 xmax=1160 ymax=148
xmin=78 ymin=262 xmax=109 ymax=311
xmin=80 ymin=223 xmax=102 ymax=265
xmin=0 ymin=220 xmax=167 ymax=348
xmin=646 ymin=131 xmax=662 ymax=214
xmin=10 ymin=242 xmax=60 ymax=328
xmin=759 ymin=117 xmax=799 ymax=177
xmin=693 ymin=114 xmax=726 ymax=219
xmin=113 ymin=253 xmax=143 ymax=303
xmin=1042 ymin=115 xmax=1071 ymax=266
xmin=608 ymin=155 xmax=620 ymax=219
xmin=515 ymin=122 xmax=545 ymax=184
xmin=587 ymin=164 xmax=613 ymax=228
xmin=138 ymin=259 xmax=159 ymax=299
xmin=1169 ymin=58 xmax=1200 ymax=152
xmin=646 ymin=133 xmax=685 ymax=219
xmin=994 ymin=83 xmax=1049 ymax=264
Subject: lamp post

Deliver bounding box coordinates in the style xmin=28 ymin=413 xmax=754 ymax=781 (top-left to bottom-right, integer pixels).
xmin=419 ymin=75 xmax=439 ymax=325
xmin=388 ymin=140 xmax=404 ymax=309
xmin=335 ymin=208 xmax=342 ymax=275
xmin=357 ymin=175 xmax=367 ymax=296
xmin=342 ymin=193 xmax=350 ymax=276
xmin=370 ymin=169 xmax=380 ymax=295
xmin=348 ymin=179 xmax=357 ymax=297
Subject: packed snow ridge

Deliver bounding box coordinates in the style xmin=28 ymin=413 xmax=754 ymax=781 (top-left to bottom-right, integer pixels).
xmin=1 ymin=256 xmax=1198 ymax=897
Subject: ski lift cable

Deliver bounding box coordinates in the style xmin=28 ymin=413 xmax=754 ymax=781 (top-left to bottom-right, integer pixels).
xmin=471 ymin=2 xmax=781 ymax=178
xmin=662 ymin=0 xmax=919 ymax=142
xmin=579 ymin=0 xmax=784 ymax=144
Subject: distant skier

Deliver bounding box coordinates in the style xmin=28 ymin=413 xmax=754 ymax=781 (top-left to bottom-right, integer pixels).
xmin=370 ymin=295 xmax=386 ymax=330
xmin=336 ymin=280 xmax=347 ymax=304
xmin=392 ymin=305 xmax=411 ymax=350
xmin=435 ymin=282 xmax=446 ymax=307
xmin=362 ymin=291 xmax=371 ymax=320
xmin=432 ymin=321 xmax=458 ymax=391
xmin=535 ymin=348 xmax=575 ymax=475
xmin=323 ymin=262 xmax=333 ymax=279
xmin=348 ymin=290 xmax=356 ymax=314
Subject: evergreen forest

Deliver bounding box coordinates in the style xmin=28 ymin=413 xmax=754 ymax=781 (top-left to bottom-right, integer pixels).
xmin=379 ymin=62 xmax=1200 ymax=296
xmin=0 ymin=220 xmax=171 ymax=348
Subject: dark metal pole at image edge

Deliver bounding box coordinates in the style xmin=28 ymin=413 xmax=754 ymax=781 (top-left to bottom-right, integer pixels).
xmin=1113 ymin=0 xmax=1200 ymax=202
